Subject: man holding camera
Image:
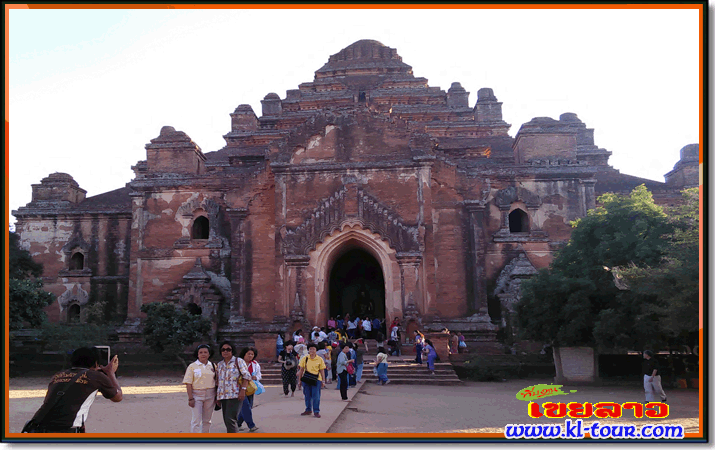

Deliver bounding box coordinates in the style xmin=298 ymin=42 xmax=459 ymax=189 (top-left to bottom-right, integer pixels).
xmin=23 ymin=347 xmax=123 ymax=433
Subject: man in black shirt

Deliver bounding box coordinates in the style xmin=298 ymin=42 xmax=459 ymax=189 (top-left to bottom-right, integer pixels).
xmin=642 ymin=350 xmax=667 ymax=403
xmin=25 ymin=347 xmax=123 ymax=433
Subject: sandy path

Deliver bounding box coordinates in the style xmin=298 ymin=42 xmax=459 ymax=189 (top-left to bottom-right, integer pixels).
xmin=9 ymin=376 xmax=701 ymax=435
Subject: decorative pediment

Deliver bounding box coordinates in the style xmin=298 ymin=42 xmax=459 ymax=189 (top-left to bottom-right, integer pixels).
xmin=61 ymin=235 xmax=90 ymax=255
xmin=57 ymin=284 xmax=89 ymax=310
xmin=493 ymin=253 xmax=538 ymax=311
xmin=493 ymin=186 xmax=541 ymax=209
xmin=281 ymin=187 xmax=421 ymax=256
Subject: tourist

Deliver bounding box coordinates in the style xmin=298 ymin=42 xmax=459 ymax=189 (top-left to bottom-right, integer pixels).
xmin=375 ymin=331 xmax=385 ymax=351
xmin=362 ymin=316 xmax=372 ymax=339
xmin=346 ymin=316 xmax=358 ymax=339
xmin=331 ymin=342 xmax=341 ymax=389
xmin=327 ymin=316 xmax=336 ymax=330
xmin=450 ymin=331 xmax=460 ymax=355
xmin=643 ymin=350 xmax=667 ymax=403
xmin=389 ymin=325 xmax=401 ymax=356
xmin=458 ymin=332 xmax=467 ymax=353
xmin=336 ymin=315 xmax=344 ymax=331
xmin=293 ymin=329 xmax=305 ymax=345
xmin=237 ymin=347 xmax=260 ymax=432
xmin=183 ymin=344 xmax=216 ymax=433
xmin=423 ymin=339 xmax=438 ymax=375
xmin=278 ymin=341 xmax=299 ymax=397
xmin=336 ymin=343 xmax=354 ymax=401
xmin=413 ymin=330 xmax=425 ymax=364
xmin=327 ymin=327 xmax=338 ymax=345
xmin=215 ymin=341 xmax=242 ymax=433
xmin=354 ymin=316 xmax=363 ymax=339
xmin=319 ymin=327 xmax=328 ymax=343
xmin=372 ymin=316 xmax=381 ymax=337
xmin=311 ymin=326 xmax=321 ymax=343
xmin=353 ymin=340 xmax=365 ymax=383
xmin=22 ymin=347 xmax=122 ymax=433
xmin=375 ymin=347 xmax=390 ymax=385
xmin=348 ymin=342 xmax=358 ymax=387
xmin=297 ymin=343 xmax=327 ymax=418
xmin=316 ymin=342 xmax=332 ymax=387
xmin=276 ymin=332 xmax=284 ymax=360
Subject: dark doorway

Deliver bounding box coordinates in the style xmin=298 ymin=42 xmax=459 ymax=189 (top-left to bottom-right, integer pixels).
xmin=192 ymin=216 xmax=210 ymax=239
xmin=509 ymin=209 xmax=529 ymax=233
xmin=68 ymin=304 xmax=81 ymax=323
xmin=70 ymin=252 xmax=84 ymax=270
xmin=329 ymin=248 xmax=385 ymax=322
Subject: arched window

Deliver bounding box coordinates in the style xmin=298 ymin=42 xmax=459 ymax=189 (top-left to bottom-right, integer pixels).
xmin=192 ymin=216 xmax=210 ymax=240
xmin=509 ymin=209 xmax=529 ymax=233
xmin=68 ymin=304 xmax=81 ymax=323
xmin=70 ymin=252 xmax=84 ymax=270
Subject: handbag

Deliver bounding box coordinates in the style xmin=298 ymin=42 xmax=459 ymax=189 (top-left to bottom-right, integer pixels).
xmin=238 ymin=376 xmax=257 ymax=396
xmin=301 ymin=371 xmax=319 ymax=385
xmin=346 ymin=362 xmax=355 ymax=375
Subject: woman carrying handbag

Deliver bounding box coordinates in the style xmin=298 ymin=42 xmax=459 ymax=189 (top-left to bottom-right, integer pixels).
xmin=297 ymin=343 xmax=326 ymax=418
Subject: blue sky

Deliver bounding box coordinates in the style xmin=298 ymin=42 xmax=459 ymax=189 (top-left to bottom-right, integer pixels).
xmin=8 ymin=7 xmax=701 ymax=222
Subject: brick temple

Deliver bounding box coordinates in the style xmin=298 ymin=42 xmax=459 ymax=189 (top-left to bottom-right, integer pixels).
xmin=13 ymin=39 xmax=698 ymax=351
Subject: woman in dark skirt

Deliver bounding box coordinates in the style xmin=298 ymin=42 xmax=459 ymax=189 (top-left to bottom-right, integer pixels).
xmin=278 ymin=340 xmax=299 ymax=397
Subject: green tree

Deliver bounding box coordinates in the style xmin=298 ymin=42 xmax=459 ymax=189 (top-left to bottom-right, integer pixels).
xmin=140 ymin=302 xmax=212 ymax=357
xmin=617 ymin=187 xmax=699 ymax=346
xmin=516 ymin=185 xmax=677 ymax=350
xmin=9 ymin=231 xmax=55 ymax=330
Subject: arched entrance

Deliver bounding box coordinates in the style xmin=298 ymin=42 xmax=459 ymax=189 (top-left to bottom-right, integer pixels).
xmin=305 ymin=223 xmax=403 ymax=329
xmin=328 ymin=248 xmax=385 ymax=320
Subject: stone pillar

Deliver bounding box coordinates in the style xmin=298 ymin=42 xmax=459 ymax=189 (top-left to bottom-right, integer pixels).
xmin=465 ymin=201 xmax=488 ymax=314
xmin=126 ymin=191 xmax=145 ymax=320
xmin=397 ymin=253 xmax=422 ymax=322
xmin=227 ymin=208 xmax=248 ymax=323
xmin=286 ymin=255 xmax=310 ymax=323
xmin=425 ymin=333 xmax=451 ymax=362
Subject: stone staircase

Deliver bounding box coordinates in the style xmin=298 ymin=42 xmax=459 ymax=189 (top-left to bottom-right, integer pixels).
xmin=258 ymin=340 xmax=462 ymax=386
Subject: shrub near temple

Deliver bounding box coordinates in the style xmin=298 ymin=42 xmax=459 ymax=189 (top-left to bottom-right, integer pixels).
xmin=140 ymin=302 xmax=212 ymax=355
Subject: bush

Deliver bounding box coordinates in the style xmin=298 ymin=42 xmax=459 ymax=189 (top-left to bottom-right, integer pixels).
xmin=38 ymin=322 xmax=114 ymax=353
xmin=140 ymin=302 xmax=212 ymax=354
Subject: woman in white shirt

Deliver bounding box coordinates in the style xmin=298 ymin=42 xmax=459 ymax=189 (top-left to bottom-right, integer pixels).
xmin=362 ymin=317 xmax=372 ymax=339
xmin=182 ymin=344 xmax=216 ymax=433
xmin=346 ymin=317 xmax=357 ymax=339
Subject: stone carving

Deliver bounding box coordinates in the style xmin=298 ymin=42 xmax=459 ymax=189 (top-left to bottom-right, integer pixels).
xmin=282 ymin=186 xmax=421 ymax=256
xmin=356 ymin=188 xmax=420 ymax=253
xmin=494 ymin=186 xmax=541 ymax=209
xmin=493 ymin=253 xmax=538 ymax=312
xmin=57 ymin=284 xmax=89 ymax=310
xmin=165 ymin=259 xmax=224 ymax=334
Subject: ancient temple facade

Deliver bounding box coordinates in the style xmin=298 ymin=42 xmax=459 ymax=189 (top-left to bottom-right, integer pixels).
xmin=13 ymin=40 xmax=698 ymax=350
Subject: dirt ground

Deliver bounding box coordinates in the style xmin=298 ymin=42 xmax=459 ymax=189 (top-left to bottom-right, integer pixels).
xmin=328 ymin=380 xmax=701 ymax=434
xmin=8 ymin=375 xmax=701 ymax=436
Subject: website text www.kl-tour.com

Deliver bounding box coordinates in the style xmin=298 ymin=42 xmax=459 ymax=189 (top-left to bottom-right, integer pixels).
xmin=505 ymin=419 xmax=684 ymax=440
xmin=505 ymin=386 xmax=683 ymax=440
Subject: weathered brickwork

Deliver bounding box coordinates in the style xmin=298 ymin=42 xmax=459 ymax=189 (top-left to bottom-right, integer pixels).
xmin=13 ymin=40 xmax=698 ymax=352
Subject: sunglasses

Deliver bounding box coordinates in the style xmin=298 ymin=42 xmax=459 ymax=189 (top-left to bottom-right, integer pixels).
xmin=221 ymin=348 xmax=232 ymax=352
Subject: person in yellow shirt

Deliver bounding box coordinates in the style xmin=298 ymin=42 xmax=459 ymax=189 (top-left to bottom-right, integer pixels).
xmin=297 ymin=343 xmax=326 ymax=418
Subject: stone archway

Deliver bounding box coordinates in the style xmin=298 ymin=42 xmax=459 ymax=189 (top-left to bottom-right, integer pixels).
xmin=328 ymin=248 xmax=385 ymax=321
xmin=305 ymin=223 xmax=401 ymax=328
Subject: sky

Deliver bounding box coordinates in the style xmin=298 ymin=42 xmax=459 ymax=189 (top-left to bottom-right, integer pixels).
xmin=7 ymin=6 xmax=702 ymax=225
